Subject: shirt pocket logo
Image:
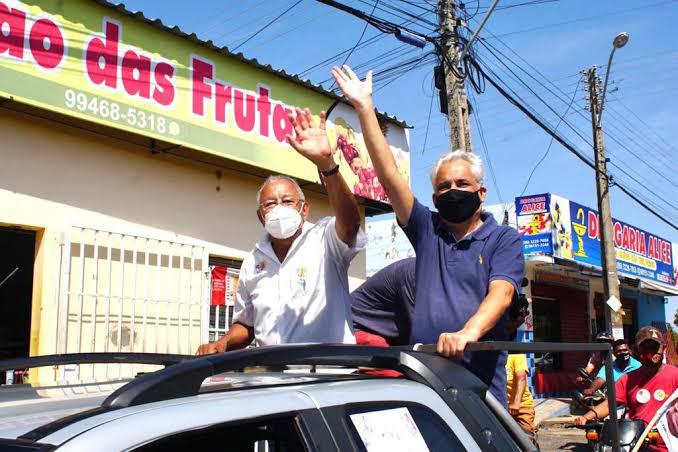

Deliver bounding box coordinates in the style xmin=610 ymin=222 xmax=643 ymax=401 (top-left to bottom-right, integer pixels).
xmin=296 ymin=266 xmax=307 ymax=291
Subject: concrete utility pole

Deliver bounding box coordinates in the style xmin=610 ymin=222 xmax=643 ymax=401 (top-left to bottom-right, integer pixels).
xmin=437 ymin=0 xmax=472 ymax=152
xmin=585 ymin=65 xmax=624 ymax=339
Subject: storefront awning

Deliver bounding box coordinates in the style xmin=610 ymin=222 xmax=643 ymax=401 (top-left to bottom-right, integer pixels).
xmin=639 ymin=279 xmax=678 ymax=296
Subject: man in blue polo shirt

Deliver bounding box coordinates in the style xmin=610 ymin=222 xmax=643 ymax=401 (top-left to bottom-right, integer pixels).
xmin=331 ymin=65 xmax=524 ymax=406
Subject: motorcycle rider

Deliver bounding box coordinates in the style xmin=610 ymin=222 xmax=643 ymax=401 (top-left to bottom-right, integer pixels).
xmin=582 ymin=339 xmax=641 ymax=396
xmin=574 ymin=326 xmax=678 ymax=452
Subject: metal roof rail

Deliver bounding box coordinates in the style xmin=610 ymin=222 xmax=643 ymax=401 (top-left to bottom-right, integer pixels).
xmin=0 ymin=353 xmax=195 ymax=372
xmin=3 ymin=342 xmax=617 ymax=451
xmin=101 ymin=344 xmax=535 ymax=452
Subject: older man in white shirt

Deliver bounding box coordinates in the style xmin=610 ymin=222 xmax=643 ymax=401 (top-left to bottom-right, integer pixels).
xmin=197 ymin=108 xmax=365 ymax=354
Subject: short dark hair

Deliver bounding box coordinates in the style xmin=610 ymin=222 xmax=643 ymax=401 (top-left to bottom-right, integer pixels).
xmin=613 ymin=339 xmax=628 ymax=348
xmin=508 ymin=293 xmax=529 ymax=321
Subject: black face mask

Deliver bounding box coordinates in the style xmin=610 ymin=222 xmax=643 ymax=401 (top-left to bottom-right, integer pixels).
xmin=615 ymin=353 xmax=630 ymax=365
xmin=435 ymin=189 xmax=481 ymax=223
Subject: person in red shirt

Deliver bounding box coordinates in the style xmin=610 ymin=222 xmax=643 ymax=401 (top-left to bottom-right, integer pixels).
xmin=574 ymin=326 xmax=678 ymax=451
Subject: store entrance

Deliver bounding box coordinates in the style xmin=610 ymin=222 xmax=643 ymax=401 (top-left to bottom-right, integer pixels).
xmin=0 ymin=227 xmax=36 ymax=367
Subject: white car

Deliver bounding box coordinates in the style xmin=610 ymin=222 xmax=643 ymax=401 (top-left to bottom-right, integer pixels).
xmin=0 ymin=344 xmax=535 ymax=451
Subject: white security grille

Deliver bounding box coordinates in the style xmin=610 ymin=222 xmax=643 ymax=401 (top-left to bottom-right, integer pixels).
xmin=56 ymin=226 xmax=208 ymax=382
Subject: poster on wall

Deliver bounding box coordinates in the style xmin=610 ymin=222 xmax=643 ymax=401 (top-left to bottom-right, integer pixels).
xmin=567 ymin=201 xmax=674 ymax=285
xmin=515 ymin=193 xmax=552 ymax=256
xmin=0 ymin=0 xmax=410 ymax=203
xmin=550 ymin=194 xmax=574 ymax=260
xmin=327 ymin=103 xmax=409 ymax=204
xmin=366 ymin=218 xmax=414 ymax=277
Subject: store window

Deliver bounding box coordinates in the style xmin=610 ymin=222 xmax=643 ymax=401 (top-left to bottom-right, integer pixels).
xmin=208 ymin=256 xmax=242 ymax=343
xmin=532 ymin=296 xmax=562 ymax=370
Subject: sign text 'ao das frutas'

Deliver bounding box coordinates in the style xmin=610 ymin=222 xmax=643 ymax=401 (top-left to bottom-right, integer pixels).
xmin=0 ymin=1 xmax=410 ymax=199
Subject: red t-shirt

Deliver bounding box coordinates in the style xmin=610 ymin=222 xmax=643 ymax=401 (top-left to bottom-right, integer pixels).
xmin=615 ymin=365 xmax=678 ymax=451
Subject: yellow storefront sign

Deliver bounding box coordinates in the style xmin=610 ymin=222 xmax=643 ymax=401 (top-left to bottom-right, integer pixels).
xmin=0 ymin=0 xmax=410 ymax=201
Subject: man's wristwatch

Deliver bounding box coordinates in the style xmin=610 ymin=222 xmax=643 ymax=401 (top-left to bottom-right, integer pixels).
xmin=320 ymin=163 xmax=340 ymax=177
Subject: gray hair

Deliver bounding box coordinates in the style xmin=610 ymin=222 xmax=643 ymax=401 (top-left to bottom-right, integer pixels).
xmin=429 ymin=149 xmax=484 ymax=188
xmin=256 ymin=175 xmax=305 ymax=206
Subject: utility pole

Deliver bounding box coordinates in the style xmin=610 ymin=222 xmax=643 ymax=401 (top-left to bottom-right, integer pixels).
xmin=437 ymin=0 xmax=472 ymax=152
xmin=584 ymin=66 xmax=624 ymax=339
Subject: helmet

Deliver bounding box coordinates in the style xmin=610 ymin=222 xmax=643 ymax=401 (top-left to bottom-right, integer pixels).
xmin=594 ymin=331 xmax=614 ymax=343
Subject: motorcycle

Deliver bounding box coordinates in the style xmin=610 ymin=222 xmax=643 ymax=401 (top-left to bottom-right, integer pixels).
xmin=571 ymin=366 xmax=607 ymax=410
xmin=569 ymin=419 xmax=661 ymax=451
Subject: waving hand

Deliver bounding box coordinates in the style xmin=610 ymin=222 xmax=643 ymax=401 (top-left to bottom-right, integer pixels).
xmin=332 ymin=65 xmax=374 ymax=112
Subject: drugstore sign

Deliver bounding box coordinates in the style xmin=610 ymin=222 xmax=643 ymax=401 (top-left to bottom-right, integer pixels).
xmin=516 ymin=193 xmax=675 ymax=286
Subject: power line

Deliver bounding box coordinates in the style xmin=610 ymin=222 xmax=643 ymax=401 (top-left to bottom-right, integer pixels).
xmin=467 ymin=58 xmax=678 ymax=231
xmin=331 ymin=0 xmax=381 ymax=89
xmin=488 ymin=0 xmax=678 ymax=38
xmin=469 ymin=90 xmax=503 ymax=203
xmin=421 ymin=77 xmax=435 ymax=154
xmin=475 ymin=33 xmax=678 ymax=195
xmin=520 ymin=78 xmax=582 ymax=196
xmin=232 ymin=0 xmax=305 ymax=52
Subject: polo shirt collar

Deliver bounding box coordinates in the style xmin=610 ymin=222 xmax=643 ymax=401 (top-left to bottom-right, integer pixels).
xmin=436 ymin=211 xmax=499 ymax=242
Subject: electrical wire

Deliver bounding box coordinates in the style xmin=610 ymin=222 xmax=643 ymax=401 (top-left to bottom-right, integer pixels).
xmin=231 ymin=0 xmax=305 ymax=52
xmin=488 ymin=0 xmax=678 ymax=39
xmin=466 ymin=58 xmax=677 ymax=231
xmin=469 ymin=90 xmax=503 ymax=203
xmin=331 ymin=0 xmax=381 ymax=89
xmin=519 ymin=78 xmax=582 ymax=196
xmin=476 ymin=36 xmax=678 ymax=194
xmin=419 ymin=76 xmax=437 ymax=155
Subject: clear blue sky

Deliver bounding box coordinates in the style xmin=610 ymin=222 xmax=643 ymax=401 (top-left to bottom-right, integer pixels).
xmin=120 ymin=0 xmax=678 ymax=320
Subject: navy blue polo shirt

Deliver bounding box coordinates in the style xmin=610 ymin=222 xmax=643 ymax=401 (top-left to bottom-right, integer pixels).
xmin=351 ymin=257 xmax=416 ymax=345
xmin=401 ymin=198 xmax=525 ymax=406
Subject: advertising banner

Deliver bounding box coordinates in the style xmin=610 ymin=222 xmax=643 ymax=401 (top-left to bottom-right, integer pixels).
xmin=0 ymin=0 xmax=409 ymax=202
xmin=567 ymin=201 xmax=674 ymax=285
xmin=515 ymin=193 xmax=552 ymax=256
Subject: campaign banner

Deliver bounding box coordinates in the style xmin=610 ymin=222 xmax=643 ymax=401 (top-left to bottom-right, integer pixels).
xmin=0 ymin=0 xmax=409 ymax=203
xmin=515 ymin=193 xmax=552 ymax=256
xmin=568 ymin=201 xmax=674 ymax=285
xmin=210 ymin=266 xmax=227 ymax=306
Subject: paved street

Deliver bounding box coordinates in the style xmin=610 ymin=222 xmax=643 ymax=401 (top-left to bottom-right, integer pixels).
xmin=537 ymin=425 xmax=589 ymax=451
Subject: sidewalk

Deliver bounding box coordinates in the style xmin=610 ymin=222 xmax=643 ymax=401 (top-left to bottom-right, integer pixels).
xmin=535 ymin=397 xmax=577 ymax=428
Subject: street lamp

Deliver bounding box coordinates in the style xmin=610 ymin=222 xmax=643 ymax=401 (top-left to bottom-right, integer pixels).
xmin=598 ymin=32 xmax=629 ymax=125
xmin=585 ymin=32 xmax=629 ymax=341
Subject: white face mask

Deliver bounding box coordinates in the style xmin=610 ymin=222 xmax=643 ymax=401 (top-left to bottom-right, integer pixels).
xmin=264 ymin=204 xmax=303 ymax=239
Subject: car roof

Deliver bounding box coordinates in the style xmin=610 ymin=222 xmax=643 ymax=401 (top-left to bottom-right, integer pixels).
xmin=40 ymin=378 xmax=484 ymax=451
xmin=0 ymin=344 xmax=535 ymax=451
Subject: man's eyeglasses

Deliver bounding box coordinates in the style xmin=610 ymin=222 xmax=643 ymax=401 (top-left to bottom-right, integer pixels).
xmin=259 ymin=199 xmax=301 ymax=213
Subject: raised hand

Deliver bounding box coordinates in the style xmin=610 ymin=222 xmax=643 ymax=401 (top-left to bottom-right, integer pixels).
xmin=287 ymin=107 xmax=335 ymax=171
xmin=332 ymin=65 xmax=373 ymax=112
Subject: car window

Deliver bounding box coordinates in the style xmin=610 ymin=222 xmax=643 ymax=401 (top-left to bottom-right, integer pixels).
xmin=134 ymin=415 xmax=309 ymax=452
xmin=345 ymin=403 xmax=467 ymax=452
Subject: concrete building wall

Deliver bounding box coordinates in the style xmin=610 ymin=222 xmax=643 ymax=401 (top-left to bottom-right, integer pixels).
xmin=0 ymin=108 xmax=367 ymax=384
